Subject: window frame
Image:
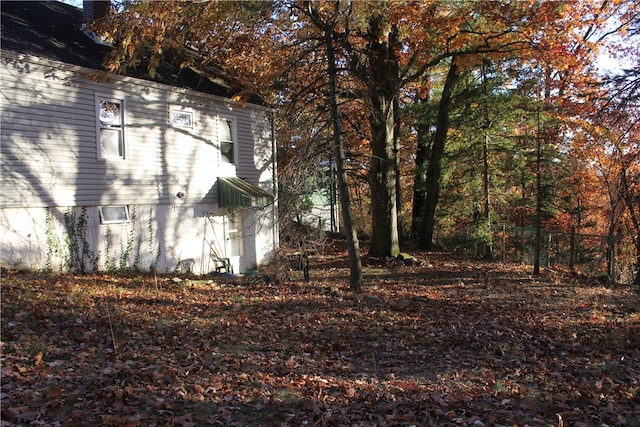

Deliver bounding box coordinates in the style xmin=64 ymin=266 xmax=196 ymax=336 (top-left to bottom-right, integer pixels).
xmin=218 ymin=116 xmax=236 ymax=164
xmin=170 ymin=106 xmax=194 ymax=129
xmin=96 ymin=94 xmax=127 ymax=160
xmin=98 ymin=205 xmax=130 ymax=225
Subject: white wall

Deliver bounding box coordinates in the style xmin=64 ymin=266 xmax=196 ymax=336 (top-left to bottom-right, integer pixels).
xmin=1 ymin=52 xmax=278 ymax=274
xmin=0 ymin=203 xmax=277 ymax=274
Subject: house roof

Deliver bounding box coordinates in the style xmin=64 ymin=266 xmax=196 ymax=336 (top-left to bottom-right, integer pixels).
xmin=0 ymin=1 xmax=260 ymax=102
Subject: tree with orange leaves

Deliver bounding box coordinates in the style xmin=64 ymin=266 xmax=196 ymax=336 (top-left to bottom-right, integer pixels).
xmin=93 ymin=0 xmax=639 ymax=284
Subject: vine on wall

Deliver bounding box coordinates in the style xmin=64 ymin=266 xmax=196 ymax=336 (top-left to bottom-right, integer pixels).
xmin=63 ymin=207 xmax=99 ymax=273
xmin=44 ymin=208 xmax=63 ymax=272
xmin=148 ymin=207 xmax=161 ymax=272
xmin=43 ymin=205 xmax=159 ymax=274
xmin=43 ymin=206 xmax=161 ymax=273
xmin=104 ymin=225 xmax=114 ymax=272
xmin=119 ymin=206 xmax=137 ymax=271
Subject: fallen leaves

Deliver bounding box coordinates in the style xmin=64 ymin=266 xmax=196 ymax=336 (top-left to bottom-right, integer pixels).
xmin=1 ymin=256 xmax=639 ymax=426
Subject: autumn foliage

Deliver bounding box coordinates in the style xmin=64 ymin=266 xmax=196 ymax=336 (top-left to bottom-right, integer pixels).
xmin=3 ymin=2 xmax=640 ymax=424
xmin=91 ymin=0 xmax=640 ymax=283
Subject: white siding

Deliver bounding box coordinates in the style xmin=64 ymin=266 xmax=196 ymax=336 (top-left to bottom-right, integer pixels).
xmin=0 ymin=51 xmax=278 ymax=273
xmin=1 ymin=52 xmax=275 ymax=208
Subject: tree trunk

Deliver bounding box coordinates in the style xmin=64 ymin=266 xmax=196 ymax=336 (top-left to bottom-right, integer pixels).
xmin=634 ymin=236 xmax=640 ymax=289
xmin=418 ymin=58 xmax=459 ymax=250
xmin=482 ymin=132 xmax=494 ymax=260
xmin=533 ymin=89 xmax=542 ymax=275
xmin=369 ymin=95 xmax=399 ymax=257
xmin=605 ymin=194 xmax=621 ymax=284
xmin=394 ymin=96 xmax=404 ymax=242
xmin=481 ymin=61 xmax=494 ymax=260
xmin=325 ymin=20 xmax=363 ymax=291
xmin=411 ymin=92 xmax=432 ymax=239
xmin=366 ymin=16 xmax=400 ymax=258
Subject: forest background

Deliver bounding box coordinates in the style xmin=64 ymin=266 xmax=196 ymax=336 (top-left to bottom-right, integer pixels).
xmin=91 ymin=0 xmax=640 ymax=290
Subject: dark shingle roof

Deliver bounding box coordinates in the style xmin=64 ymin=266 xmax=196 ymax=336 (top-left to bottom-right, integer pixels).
xmin=1 ymin=1 xmax=258 ymax=102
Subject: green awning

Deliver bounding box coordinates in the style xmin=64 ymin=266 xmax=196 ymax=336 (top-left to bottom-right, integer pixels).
xmin=218 ymin=177 xmax=274 ymax=208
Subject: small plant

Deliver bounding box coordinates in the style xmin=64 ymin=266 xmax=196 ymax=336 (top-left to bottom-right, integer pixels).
xmin=494 ymin=380 xmax=509 ymax=394
xmin=231 ymin=295 xmax=245 ymax=304
xmin=472 ymin=218 xmax=493 ymax=255
xmin=27 ymin=343 xmax=48 ymax=359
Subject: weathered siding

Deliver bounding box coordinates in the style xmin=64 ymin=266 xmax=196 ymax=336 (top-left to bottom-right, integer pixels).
xmin=1 ymin=51 xmax=278 ymax=274
xmin=1 ymin=52 xmax=275 ymax=209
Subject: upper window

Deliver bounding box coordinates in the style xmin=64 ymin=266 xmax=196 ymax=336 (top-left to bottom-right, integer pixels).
xmin=97 ymin=95 xmax=125 ymax=159
xmin=170 ymin=107 xmax=194 ymax=129
xmin=218 ymin=118 xmax=235 ymax=164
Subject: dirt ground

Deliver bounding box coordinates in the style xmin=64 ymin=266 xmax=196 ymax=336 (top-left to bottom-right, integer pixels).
xmin=1 ymin=251 xmax=639 ymax=426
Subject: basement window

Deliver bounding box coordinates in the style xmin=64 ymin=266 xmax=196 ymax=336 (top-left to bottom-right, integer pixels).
xmin=99 ymin=206 xmax=130 ymax=224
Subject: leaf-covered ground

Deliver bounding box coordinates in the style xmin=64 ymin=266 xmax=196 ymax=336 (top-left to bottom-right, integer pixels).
xmin=1 ymin=253 xmax=639 ymax=427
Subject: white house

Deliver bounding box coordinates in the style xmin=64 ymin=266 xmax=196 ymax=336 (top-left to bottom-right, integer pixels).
xmin=0 ymin=1 xmax=278 ymax=275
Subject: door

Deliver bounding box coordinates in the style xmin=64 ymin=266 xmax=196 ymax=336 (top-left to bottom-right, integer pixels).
xmin=226 ymin=210 xmax=243 ymax=272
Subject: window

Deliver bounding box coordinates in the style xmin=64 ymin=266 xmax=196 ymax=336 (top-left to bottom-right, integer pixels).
xmin=170 ymin=107 xmax=193 ymax=129
xmin=97 ymin=95 xmax=125 ymax=159
xmin=99 ymin=206 xmax=130 ymax=224
xmin=218 ymin=118 xmax=235 ymax=164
